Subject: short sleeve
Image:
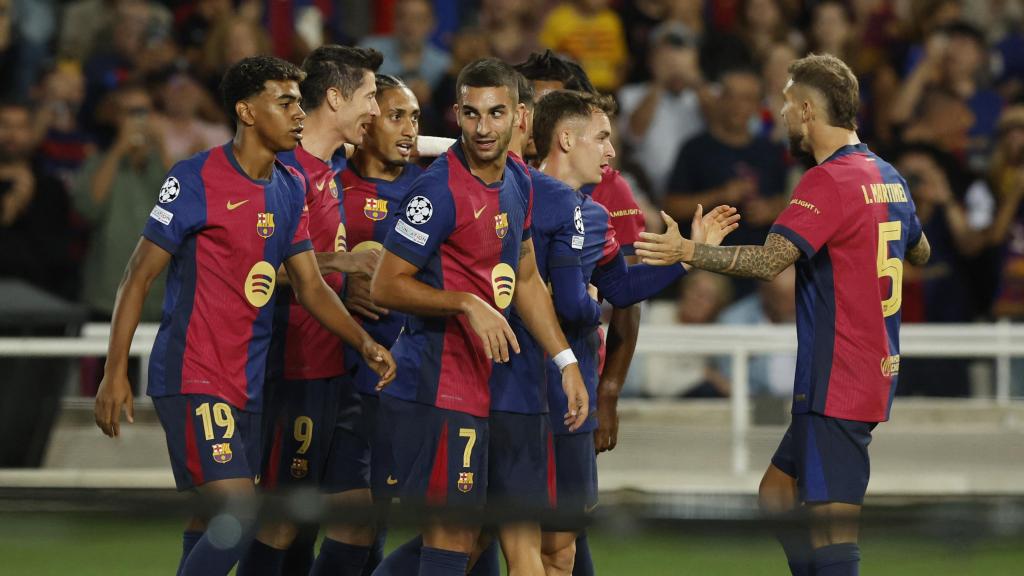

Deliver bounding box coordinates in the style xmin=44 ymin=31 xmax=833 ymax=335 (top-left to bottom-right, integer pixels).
xmin=522 ymin=174 xmax=534 ymax=241
xmin=382 ymin=177 xmax=456 ymax=269
xmin=142 ymin=163 xmax=208 ymax=255
xmin=769 ymin=168 xmax=843 ymax=258
xmin=595 ymin=171 xmax=644 ymax=252
xmin=284 ymin=166 xmax=313 ymax=258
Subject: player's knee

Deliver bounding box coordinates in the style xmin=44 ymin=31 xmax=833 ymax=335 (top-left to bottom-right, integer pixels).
xmin=259 ymin=522 xmax=299 ymax=550
xmin=759 ymin=466 xmax=797 ymax=514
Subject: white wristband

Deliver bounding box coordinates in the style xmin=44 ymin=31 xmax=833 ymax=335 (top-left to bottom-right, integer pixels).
xmin=417 ymin=135 xmax=457 ymax=157
xmin=553 ymin=349 xmax=578 ymax=371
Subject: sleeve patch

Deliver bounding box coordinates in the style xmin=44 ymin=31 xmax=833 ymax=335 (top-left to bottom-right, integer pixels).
xmin=396 ymin=219 xmax=429 ymax=246
xmin=572 ymin=235 xmax=585 ymax=250
xmin=149 ymin=205 xmax=174 ymax=225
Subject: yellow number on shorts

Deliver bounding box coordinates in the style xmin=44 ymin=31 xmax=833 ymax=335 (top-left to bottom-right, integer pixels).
xmin=195 ymin=402 xmax=235 ymax=441
xmin=294 ymin=416 xmax=314 ymax=455
xmin=458 ymin=428 xmax=476 ymax=469
xmin=877 ymin=221 xmax=903 ymax=317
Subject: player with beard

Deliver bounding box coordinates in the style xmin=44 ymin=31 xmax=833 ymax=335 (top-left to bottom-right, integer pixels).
xmin=236 ymin=45 xmax=391 ymax=576
xmin=635 ymin=54 xmax=931 ymax=576
xmin=93 ymin=55 xmax=396 ymax=576
xmin=369 ymin=58 xmax=588 ymax=576
xmin=335 ymin=74 xmax=425 ymax=574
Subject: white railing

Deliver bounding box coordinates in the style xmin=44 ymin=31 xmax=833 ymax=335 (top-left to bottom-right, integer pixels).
xmin=0 ymin=321 xmax=1022 ymax=475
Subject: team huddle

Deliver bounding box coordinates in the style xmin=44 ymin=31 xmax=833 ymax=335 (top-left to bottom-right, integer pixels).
xmin=94 ymin=44 xmax=929 ymax=576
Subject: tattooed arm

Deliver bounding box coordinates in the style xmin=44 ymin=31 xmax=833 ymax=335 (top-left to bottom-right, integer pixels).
xmin=635 ymin=212 xmax=800 ymax=281
xmin=906 ymin=232 xmax=931 ymax=266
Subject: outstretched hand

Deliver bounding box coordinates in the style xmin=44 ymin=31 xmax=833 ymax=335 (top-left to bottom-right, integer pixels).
xmin=692 ymin=204 xmax=741 ymax=247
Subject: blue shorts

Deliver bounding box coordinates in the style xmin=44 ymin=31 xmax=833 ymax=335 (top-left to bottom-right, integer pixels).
xmin=378 ymin=395 xmax=488 ymax=508
xmin=771 ymin=413 xmax=877 ymax=505
xmin=365 ymin=394 xmax=397 ymax=500
xmin=260 ymin=375 xmax=371 ymax=493
xmin=544 ymin=432 xmax=598 ymax=532
xmin=488 ymin=411 xmax=556 ymax=513
xmin=153 ymin=394 xmax=261 ymax=491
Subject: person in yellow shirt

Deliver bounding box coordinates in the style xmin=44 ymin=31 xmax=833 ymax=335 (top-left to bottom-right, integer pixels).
xmin=540 ymin=0 xmax=627 ymax=92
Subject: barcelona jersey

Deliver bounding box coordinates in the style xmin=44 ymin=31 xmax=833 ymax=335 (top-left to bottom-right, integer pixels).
xmin=770 ymin=143 xmax=923 ymax=422
xmin=532 ymin=170 xmax=620 ymax=435
xmin=339 ymin=162 xmax=423 ymax=395
xmin=144 ymin=143 xmax=312 ymax=412
xmin=582 ymin=165 xmax=644 ymax=254
xmin=382 ymin=143 xmax=533 ymax=417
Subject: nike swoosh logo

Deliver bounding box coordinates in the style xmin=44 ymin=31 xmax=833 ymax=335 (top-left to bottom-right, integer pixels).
xmin=315 ymin=178 xmax=327 ymax=191
xmin=386 ymin=475 xmax=398 ymax=486
xmin=226 ymin=199 xmax=249 ymax=210
xmin=474 ymin=205 xmax=487 ymax=219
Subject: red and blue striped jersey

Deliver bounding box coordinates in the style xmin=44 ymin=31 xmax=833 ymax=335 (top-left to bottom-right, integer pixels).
xmin=537 ymin=171 xmax=620 ymax=435
xmin=268 ymin=145 xmax=348 ymax=381
xmin=582 ymin=166 xmax=644 ymax=254
xmin=382 ymin=143 xmax=533 ymax=417
xmin=770 ymin=143 xmax=923 ymax=422
xmin=144 ymin=143 xmax=313 ymax=412
xmin=339 ymin=162 xmax=423 ymax=395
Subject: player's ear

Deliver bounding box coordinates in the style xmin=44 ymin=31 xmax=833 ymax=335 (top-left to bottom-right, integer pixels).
xmin=515 ymin=103 xmax=526 ymax=131
xmin=326 ymin=86 xmax=343 ymax=110
xmin=559 ymin=128 xmax=573 ymax=153
xmin=235 ymin=100 xmax=256 ymax=127
xmin=453 ymin=104 xmax=462 ymax=128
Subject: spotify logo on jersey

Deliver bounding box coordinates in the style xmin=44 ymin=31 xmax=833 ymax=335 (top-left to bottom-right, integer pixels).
xmin=245 ymin=261 xmax=277 ymax=308
xmin=491 ymin=263 xmax=516 ymax=310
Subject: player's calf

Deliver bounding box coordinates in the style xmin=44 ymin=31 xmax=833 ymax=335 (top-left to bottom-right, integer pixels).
xmin=499 ymin=522 xmax=545 ymax=576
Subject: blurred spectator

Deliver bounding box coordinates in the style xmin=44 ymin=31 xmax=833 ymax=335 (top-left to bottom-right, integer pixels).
xmin=80 ymin=0 xmax=175 ymax=136
xmin=760 ymin=42 xmax=798 ymax=145
xmin=809 ymin=0 xmax=854 ymax=60
xmin=712 ymin=265 xmax=797 ymax=398
xmin=736 ymin=0 xmax=802 ymax=65
xmin=479 ymin=0 xmax=543 ymax=65
xmin=664 ymin=68 xmax=789 ymax=250
xmin=153 ymin=72 xmax=231 ymax=164
xmin=618 ymin=22 xmax=706 ymax=201
xmin=31 ymin=62 xmax=96 ymax=190
xmin=890 ymin=22 xmax=1004 ymax=170
xmin=620 ymin=0 xmax=668 ymax=83
xmin=633 ymin=271 xmax=733 ymax=398
xmin=0 ymin=101 xmax=75 ymax=300
xmin=894 ymin=144 xmax=977 ymax=396
xmin=200 ymin=14 xmax=270 ymax=96
xmin=361 ymin=0 xmax=451 ymax=108
xmin=899 ymin=89 xmax=976 ymax=158
xmin=59 ymin=0 xmax=170 ymax=62
xmin=175 ymin=0 xmax=235 ymax=71
xmin=539 ymin=0 xmax=627 ymax=92
xmin=429 ymin=29 xmax=493 ymax=137
xmin=73 ymin=84 xmax=169 ymax=321
xmin=988 ymin=106 xmax=1024 ymax=320
xmin=0 ymin=0 xmax=57 ymax=102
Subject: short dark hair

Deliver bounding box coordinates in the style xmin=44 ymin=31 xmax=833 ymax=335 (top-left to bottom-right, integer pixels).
xmin=220 ymin=56 xmax=305 ymax=122
xmin=375 ymin=73 xmax=407 ymax=95
xmin=516 ymin=72 xmax=535 ymax=110
xmin=300 ymin=45 xmax=384 ymax=110
xmin=455 ymin=58 xmax=519 ymax=104
xmin=788 ymin=53 xmax=859 ymax=130
xmin=515 ymin=50 xmax=595 ymax=93
xmin=532 ymin=90 xmax=616 ymax=161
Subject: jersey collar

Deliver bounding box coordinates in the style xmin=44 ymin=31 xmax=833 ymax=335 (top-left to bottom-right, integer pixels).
xmin=822 ymin=142 xmax=869 ymax=165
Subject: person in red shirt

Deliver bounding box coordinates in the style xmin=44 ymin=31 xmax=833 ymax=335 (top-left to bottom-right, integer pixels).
xmin=93 ymin=56 xmax=395 ymax=576
xmin=636 ymin=54 xmax=931 ymax=576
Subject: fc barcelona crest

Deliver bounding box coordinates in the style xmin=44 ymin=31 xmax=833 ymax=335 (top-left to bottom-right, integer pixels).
xmin=457 ymin=472 xmax=474 ymax=493
xmin=364 ymin=198 xmax=389 ymax=221
xmin=257 ymin=212 xmax=275 ymax=238
xmin=494 ymin=213 xmax=509 ymax=239
xmin=290 ymin=457 xmax=309 ymax=479
xmin=212 ymin=443 xmax=233 ymax=464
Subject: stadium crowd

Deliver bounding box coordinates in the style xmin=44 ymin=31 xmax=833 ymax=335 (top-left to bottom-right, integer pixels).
xmin=1 ymin=0 xmax=1023 ymax=398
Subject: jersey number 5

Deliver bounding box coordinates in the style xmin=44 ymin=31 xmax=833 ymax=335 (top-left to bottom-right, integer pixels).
xmin=877 ymin=221 xmax=902 ymax=317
